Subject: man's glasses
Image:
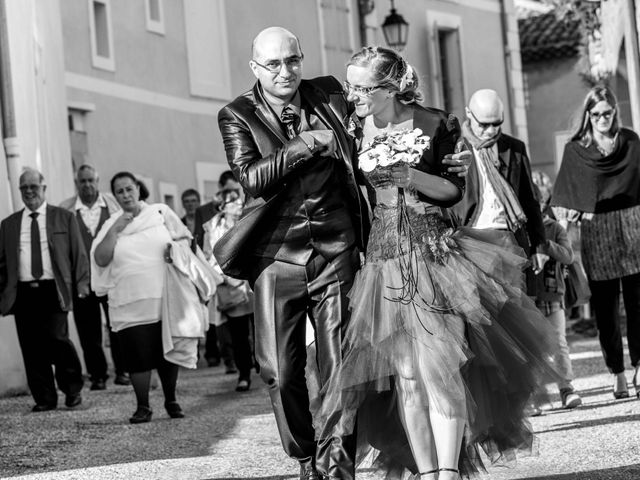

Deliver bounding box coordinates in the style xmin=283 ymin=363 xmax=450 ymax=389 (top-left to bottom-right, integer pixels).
xmin=343 ymin=80 xmax=382 ymax=97
xmin=468 ymin=109 xmax=504 ymax=129
xmin=253 ymin=56 xmax=303 ymax=74
xmin=19 ymin=184 xmax=43 ymax=192
xmin=590 ymin=109 xmax=614 ymax=120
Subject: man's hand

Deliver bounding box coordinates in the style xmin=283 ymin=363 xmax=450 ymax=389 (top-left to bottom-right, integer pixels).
xmin=77 ymin=285 xmax=90 ymax=298
xmin=531 ymin=253 xmax=550 ymax=275
xmin=442 ymin=150 xmax=472 ymax=177
xmin=306 ymin=130 xmax=337 ymax=157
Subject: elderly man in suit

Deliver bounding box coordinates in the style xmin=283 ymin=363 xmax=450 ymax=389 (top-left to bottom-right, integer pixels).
xmin=0 ymin=168 xmax=90 ymax=411
xmin=60 ymin=164 xmax=129 ymax=389
xmin=453 ymin=89 xmax=547 ymax=294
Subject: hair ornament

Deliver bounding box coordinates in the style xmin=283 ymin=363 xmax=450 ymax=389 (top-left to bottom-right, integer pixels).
xmin=399 ymin=63 xmax=414 ymax=91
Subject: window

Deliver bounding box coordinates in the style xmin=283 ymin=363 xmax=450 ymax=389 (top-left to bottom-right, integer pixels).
xmin=184 ymin=0 xmax=231 ymax=99
xmin=437 ymin=28 xmax=465 ymax=116
xmin=145 ymin=0 xmax=165 ymax=35
xmin=89 ymin=0 xmax=115 ymax=71
xmin=158 ymin=182 xmax=178 ymax=211
xmin=317 ymin=0 xmax=356 ymax=75
xmin=426 ymin=12 xmax=467 ymax=119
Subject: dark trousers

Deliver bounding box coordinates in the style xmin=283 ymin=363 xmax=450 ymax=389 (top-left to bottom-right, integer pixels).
xmin=227 ymin=313 xmax=253 ymax=380
xmin=251 ymin=249 xmax=359 ymax=480
xmin=74 ymin=293 xmax=127 ymax=378
xmin=73 ymin=292 xmax=108 ymax=381
xmin=590 ymin=273 xmax=640 ymax=373
xmin=205 ymin=323 xmax=234 ymax=367
xmin=14 ymin=281 xmax=84 ymax=406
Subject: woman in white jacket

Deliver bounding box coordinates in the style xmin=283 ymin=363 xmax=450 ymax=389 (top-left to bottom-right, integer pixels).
xmin=93 ymin=172 xmax=191 ymax=423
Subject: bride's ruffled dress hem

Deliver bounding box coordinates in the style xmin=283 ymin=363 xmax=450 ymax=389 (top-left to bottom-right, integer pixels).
xmin=309 ymin=207 xmax=559 ymax=478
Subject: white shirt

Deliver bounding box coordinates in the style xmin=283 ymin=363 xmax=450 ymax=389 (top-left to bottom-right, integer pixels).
xmin=19 ymin=202 xmax=55 ymax=281
xmin=472 ymin=144 xmax=509 ymax=230
xmin=74 ymin=194 xmax=107 ymax=236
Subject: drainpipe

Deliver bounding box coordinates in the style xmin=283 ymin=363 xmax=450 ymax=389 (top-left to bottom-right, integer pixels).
xmin=0 ymin=0 xmax=20 ymax=211
xmin=624 ymin=0 xmax=640 ymax=131
xmin=498 ymin=0 xmax=517 ymax=135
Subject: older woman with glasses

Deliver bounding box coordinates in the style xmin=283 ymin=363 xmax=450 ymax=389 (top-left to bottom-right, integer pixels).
xmin=552 ymin=86 xmax=640 ymax=400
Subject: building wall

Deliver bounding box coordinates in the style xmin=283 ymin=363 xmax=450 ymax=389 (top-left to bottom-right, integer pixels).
xmin=523 ymin=57 xmax=589 ymax=178
xmin=1 ymin=0 xmax=74 ymax=396
xmin=362 ymin=0 xmax=519 ymax=136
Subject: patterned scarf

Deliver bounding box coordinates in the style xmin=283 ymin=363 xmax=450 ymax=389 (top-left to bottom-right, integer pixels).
xmin=461 ymin=120 xmax=527 ymax=231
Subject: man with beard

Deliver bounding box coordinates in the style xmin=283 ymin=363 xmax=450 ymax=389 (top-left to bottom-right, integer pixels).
xmin=60 ymin=164 xmax=129 ymax=389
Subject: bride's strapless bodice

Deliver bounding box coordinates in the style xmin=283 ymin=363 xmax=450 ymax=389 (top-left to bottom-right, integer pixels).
xmin=363 ymin=166 xmax=457 ymax=264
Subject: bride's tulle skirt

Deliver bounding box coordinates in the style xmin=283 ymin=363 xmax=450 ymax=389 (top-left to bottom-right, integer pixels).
xmin=308 ymin=207 xmax=560 ymax=478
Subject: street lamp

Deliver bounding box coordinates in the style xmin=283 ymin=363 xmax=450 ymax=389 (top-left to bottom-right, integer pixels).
xmin=381 ymin=0 xmax=409 ymax=51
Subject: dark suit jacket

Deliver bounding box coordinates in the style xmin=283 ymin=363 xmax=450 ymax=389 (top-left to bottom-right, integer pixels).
xmin=409 ymin=104 xmax=465 ymax=207
xmin=193 ymin=201 xmax=220 ymax=249
xmin=0 ymin=205 xmax=90 ymax=315
xmin=214 ymin=76 xmax=370 ymax=279
xmin=451 ymin=133 xmax=545 ymax=253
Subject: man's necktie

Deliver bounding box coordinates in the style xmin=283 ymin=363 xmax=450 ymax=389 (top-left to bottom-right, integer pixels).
xmin=30 ymin=212 xmax=43 ymax=280
xmin=281 ymin=106 xmax=300 ymax=140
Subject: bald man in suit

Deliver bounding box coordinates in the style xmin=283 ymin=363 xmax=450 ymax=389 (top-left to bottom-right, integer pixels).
xmin=0 ymin=168 xmax=90 ymax=412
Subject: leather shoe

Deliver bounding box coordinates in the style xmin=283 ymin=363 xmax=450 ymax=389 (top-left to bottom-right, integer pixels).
xmin=129 ymin=405 xmax=153 ymax=424
xmin=65 ymin=393 xmax=82 ymax=408
xmin=300 ymin=466 xmax=322 ymax=480
xmin=165 ymin=401 xmax=185 ymax=419
xmin=90 ymin=379 xmax=107 ymax=391
xmin=32 ymin=404 xmax=56 ymax=412
xmin=235 ymin=379 xmax=251 ymax=392
xmin=114 ymin=373 xmax=131 ymax=386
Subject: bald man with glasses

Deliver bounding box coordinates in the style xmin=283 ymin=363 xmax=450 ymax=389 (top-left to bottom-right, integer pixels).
xmin=0 ymin=168 xmax=90 ymax=412
xmin=452 ymin=88 xmax=547 ymax=295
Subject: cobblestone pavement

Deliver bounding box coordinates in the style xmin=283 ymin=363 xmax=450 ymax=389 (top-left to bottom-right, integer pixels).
xmin=1 ymin=333 xmax=640 ymax=480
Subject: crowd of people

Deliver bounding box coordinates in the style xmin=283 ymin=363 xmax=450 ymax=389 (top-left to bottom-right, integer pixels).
xmin=0 ymin=23 xmax=639 ymax=480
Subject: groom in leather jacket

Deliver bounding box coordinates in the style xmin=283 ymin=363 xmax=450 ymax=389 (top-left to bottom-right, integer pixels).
xmin=215 ymin=27 xmax=470 ymax=480
xmin=215 ymin=27 xmax=366 ymax=480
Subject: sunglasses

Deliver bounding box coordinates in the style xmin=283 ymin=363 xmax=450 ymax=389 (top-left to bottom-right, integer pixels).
xmin=589 ymin=109 xmax=614 ymax=120
xmin=468 ymin=109 xmax=504 ymax=129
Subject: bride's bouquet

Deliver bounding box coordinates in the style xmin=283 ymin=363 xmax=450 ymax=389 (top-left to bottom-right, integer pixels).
xmin=358 ymin=128 xmax=430 ymax=173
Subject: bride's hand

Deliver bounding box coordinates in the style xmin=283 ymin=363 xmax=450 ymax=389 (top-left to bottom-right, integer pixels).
xmin=390 ymin=163 xmax=413 ymax=188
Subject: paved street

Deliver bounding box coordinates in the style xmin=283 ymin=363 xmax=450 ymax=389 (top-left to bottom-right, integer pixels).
xmin=1 ymin=330 xmax=640 ymax=480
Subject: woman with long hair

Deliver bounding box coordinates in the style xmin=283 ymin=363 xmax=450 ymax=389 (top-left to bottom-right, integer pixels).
xmin=311 ymin=46 xmax=559 ymax=479
xmin=552 ymin=86 xmax=640 ymax=399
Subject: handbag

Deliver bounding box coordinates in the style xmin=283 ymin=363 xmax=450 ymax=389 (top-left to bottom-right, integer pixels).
xmin=216 ymin=279 xmax=250 ymax=313
xmin=564 ymin=261 xmax=591 ymax=309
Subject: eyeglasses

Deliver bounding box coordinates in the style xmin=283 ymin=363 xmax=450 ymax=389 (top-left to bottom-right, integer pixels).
xmin=590 ymin=109 xmax=614 ymax=120
xmin=253 ymin=55 xmax=303 ymax=74
xmin=19 ymin=184 xmax=43 ymax=192
xmin=468 ymin=109 xmax=504 ymax=129
xmin=217 ymin=188 xmax=243 ymax=206
xmin=343 ymin=80 xmax=383 ymax=97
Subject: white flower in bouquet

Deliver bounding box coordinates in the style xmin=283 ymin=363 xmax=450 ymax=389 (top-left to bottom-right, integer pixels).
xmin=358 ymin=128 xmax=430 ymax=173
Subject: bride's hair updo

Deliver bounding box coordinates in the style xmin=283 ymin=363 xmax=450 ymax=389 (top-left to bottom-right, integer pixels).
xmin=347 ymin=46 xmax=423 ymax=104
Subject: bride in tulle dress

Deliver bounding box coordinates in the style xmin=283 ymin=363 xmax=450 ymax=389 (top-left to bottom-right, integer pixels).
xmin=310 ymin=46 xmax=559 ymax=480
